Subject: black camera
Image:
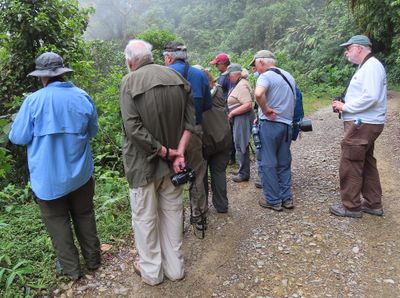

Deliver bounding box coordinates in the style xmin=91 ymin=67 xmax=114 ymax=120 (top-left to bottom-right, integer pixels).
xmin=334 ymin=96 xmax=345 ymax=103
xmin=171 ymin=166 xmax=196 ymax=186
xmin=333 ymin=96 xmax=345 ymax=118
xmin=293 ymin=119 xmax=313 ymax=132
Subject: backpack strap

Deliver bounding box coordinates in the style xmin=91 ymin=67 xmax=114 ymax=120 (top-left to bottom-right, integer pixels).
xmin=267 ymin=68 xmax=295 ymax=97
xmin=183 ymin=62 xmax=190 ymax=80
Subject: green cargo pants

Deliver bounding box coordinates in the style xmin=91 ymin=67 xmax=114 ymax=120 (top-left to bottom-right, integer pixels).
xmin=37 ymin=177 xmax=101 ymax=278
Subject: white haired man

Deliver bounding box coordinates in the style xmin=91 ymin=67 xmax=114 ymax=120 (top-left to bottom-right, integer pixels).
xmin=330 ymin=35 xmax=387 ymax=218
xmin=120 ymin=39 xmax=195 ymax=285
xmin=251 ymin=50 xmax=296 ymax=212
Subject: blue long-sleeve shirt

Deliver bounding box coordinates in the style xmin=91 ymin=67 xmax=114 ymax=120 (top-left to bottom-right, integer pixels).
xmin=169 ymin=60 xmax=212 ymax=124
xmin=9 ymin=81 xmax=98 ymax=200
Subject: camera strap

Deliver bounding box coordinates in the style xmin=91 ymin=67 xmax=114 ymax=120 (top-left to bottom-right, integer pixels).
xmin=183 ymin=62 xmax=189 ymax=80
xmin=336 ymin=53 xmax=374 ymax=119
xmin=340 ymin=53 xmax=374 ymax=98
xmin=266 ymin=68 xmax=295 ymax=142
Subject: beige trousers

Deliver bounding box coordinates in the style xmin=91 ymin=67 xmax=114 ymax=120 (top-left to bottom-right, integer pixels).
xmin=129 ymin=175 xmax=184 ymax=285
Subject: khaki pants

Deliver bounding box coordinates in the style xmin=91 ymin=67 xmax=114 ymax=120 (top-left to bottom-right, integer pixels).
xmin=129 ymin=175 xmax=184 ymax=285
xmin=185 ymin=131 xmax=208 ymax=222
xmin=340 ymin=122 xmax=384 ymax=211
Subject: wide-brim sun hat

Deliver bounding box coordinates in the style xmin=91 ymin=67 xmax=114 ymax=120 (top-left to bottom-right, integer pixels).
xmin=28 ymin=52 xmax=73 ymax=77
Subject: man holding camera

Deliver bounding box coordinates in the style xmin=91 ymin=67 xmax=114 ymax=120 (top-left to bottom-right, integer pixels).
xmin=330 ymin=35 xmax=387 ymax=218
xmin=120 ymin=40 xmax=195 ymax=285
xmin=163 ymin=41 xmax=212 ymax=230
xmin=251 ymin=50 xmax=296 ymax=211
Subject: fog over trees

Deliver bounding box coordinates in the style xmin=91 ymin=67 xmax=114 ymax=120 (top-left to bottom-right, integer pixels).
xmin=79 ymin=0 xmax=400 ymax=82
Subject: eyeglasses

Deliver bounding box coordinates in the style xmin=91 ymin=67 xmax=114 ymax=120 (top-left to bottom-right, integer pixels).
xmin=345 ymin=45 xmax=360 ymax=52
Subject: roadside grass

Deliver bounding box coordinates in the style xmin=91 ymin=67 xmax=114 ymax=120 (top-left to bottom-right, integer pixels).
xmin=303 ymin=92 xmax=332 ymax=116
xmin=0 ymin=169 xmax=131 ymax=297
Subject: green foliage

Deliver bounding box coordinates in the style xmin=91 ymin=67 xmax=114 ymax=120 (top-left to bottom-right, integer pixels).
xmin=89 ymin=68 xmax=124 ymax=173
xmin=94 ymin=169 xmax=131 ymax=240
xmin=0 ymin=183 xmax=32 ymax=212
xmin=0 ymin=175 xmax=131 ymax=297
xmin=0 ymin=255 xmax=33 ymax=296
xmin=87 ymin=40 xmax=125 ymax=76
xmin=0 ymin=200 xmax=51 ymax=297
xmin=0 ymin=146 xmax=11 ymax=181
xmin=136 ymin=29 xmax=178 ymax=64
xmin=0 ymin=0 xmax=93 ymax=113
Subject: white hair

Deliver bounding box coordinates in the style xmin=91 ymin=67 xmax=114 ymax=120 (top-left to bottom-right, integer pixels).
xmin=359 ymin=44 xmax=372 ymax=53
xmin=165 ymin=50 xmax=187 ymax=62
xmin=256 ymin=57 xmax=276 ymax=66
xmin=124 ymin=39 xmax=153 ymax=64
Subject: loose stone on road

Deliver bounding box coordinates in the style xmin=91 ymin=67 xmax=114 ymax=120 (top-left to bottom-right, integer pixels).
xmin=66 ymin=93 xmax=400 ymax=298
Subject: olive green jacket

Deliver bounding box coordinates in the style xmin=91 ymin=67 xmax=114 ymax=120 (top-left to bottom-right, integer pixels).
xmin=119 ymin=62 xmax=195 ymax=188
xmin=202 ymin=86 xmax=232 ymax=156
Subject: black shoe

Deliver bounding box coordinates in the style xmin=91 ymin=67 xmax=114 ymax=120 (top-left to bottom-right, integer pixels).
xmin=254 ymin=181 xmax=262 ymax=189
xmin=361 ymin=205 xmax=384 ymax=216
xmin=258 ymin=198 xmax=283 ymax=211
xmin=195 ymin=222 xmax=207 ymax=231
xmin=87 ymin=263 xmax=101 ymax=271
xmin=216 ymin=209 xmax=228 ymax=213
xmin=56 ymin=259 xmax=82 ymax=280
xmin=232 ymin=175 xmax=249 ymax=183
xmin=192 ymin=216 xmax=207 ymax=231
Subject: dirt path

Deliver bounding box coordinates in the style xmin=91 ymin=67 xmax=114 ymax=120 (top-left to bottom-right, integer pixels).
xmin=63 ymin=93 xmax=400 ymax=298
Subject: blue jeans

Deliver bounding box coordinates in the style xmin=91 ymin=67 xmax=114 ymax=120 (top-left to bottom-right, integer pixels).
xmin=257 ymin=121 xmax=292 ymax=205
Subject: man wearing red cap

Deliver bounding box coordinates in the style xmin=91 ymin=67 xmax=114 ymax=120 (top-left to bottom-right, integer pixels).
xmin=210 ymin=53 xmax=235 ymax=164
xmin=210 ymin=53 xmax=232 ymax=100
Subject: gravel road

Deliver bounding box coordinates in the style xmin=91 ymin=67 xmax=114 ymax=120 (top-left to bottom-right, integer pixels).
xmin=58 ymin=92 xmax=400 ymax=298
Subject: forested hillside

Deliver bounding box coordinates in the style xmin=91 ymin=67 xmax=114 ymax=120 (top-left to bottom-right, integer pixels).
xmin=81 ymin=0 xmax=400 ymax=83
xmin=0 ymin=0 xmax=399 ymax=296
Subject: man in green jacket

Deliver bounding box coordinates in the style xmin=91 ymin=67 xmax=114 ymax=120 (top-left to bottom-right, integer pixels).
xmin=119 ymin=39 xmax=195 ymax=285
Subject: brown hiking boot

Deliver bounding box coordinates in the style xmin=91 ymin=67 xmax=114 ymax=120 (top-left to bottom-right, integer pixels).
xmin=258 ymin=198 xmax=283 ymax=211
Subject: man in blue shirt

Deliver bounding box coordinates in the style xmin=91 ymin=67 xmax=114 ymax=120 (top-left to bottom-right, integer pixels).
xmin=210 ymin=52 xmax=232 ymax=100
xmin=163 ymin=41 xmax=212 ymax=231
xmin=9 ymin=52 xmax=101 ymax=280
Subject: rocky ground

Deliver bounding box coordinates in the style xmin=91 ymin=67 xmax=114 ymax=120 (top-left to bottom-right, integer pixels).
xmin=55 ymin=92 xmax=400 ymax=298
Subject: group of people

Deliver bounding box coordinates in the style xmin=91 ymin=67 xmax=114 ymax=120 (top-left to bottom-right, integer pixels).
xmin=8 ymin=34 xmax=387 ymax=285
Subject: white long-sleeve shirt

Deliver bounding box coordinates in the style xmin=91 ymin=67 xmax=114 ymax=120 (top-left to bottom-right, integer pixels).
xmin=343 ymin=56 xmax=387 ymax=124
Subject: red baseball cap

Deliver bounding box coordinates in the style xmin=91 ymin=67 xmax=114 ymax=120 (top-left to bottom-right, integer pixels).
xmin=210 ymin=53 xmax=230 ymax=65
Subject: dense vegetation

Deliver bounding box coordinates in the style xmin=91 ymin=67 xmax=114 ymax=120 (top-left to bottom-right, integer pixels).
xmin=1 ymin=0 xmax=399 ymax=296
